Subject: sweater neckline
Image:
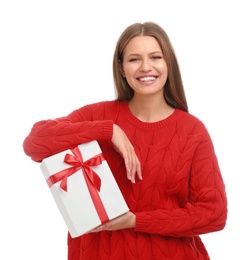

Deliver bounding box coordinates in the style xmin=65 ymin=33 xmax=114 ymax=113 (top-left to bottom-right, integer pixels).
xmin=121 ymin=101 xmax=180 ymax=130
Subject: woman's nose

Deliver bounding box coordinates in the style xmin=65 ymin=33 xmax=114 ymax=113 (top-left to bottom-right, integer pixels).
xmin=139 ymin=59 xmax=152 ymax=71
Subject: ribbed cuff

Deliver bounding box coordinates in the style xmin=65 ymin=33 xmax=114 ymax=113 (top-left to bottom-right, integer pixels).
xmin=134 ymin=213 xmax=154 ymax=232
xmin=95 ymin=120 xmax=113 ymax=140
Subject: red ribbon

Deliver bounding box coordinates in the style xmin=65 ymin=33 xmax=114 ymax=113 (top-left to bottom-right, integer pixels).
xmin=46 ymin=146 xmax=109 ymax=224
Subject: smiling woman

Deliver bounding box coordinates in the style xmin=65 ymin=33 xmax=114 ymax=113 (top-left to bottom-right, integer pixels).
xmin=120 ymin=36 xmax=169 ymax=116
xmin=22 ymin=21 xmax=227 ymax=260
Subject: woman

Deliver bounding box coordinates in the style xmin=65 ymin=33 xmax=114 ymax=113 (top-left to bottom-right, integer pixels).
xmin=23 ymin=22 xmax=227 ymax=259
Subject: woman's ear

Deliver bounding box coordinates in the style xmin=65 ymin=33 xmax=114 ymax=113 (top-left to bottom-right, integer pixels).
xmin=119 ymin=63 xmax=125 ymax=77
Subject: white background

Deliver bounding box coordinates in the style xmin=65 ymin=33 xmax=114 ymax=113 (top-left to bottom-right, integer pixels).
xmin=1 ymin=1 xmax=251 ymax=259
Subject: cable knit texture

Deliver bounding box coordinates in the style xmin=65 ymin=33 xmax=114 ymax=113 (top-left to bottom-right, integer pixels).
xmin=23 ymin=100 xmax=227 ymax=260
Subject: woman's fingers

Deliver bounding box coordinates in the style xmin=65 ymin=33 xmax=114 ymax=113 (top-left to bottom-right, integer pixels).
xmin=125 ymin=155 xmax=142 ymax=183
xmin=89 ymin=212 xmax=136 ymax=233
xmin=112 ymin=124 xmax=142 ymax=183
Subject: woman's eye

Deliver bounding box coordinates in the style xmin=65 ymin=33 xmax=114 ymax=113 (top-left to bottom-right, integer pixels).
xmin=152 ymin=56 xmax=162 ymax=60
xmin=128 ymin=56 xmax=162 ymax=62
xmin=129 ymin=58 xmax=139 ymax=62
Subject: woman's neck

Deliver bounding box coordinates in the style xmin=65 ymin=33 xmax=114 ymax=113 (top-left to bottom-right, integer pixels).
xmin=128 ymin=96 xmax=175 ymax=123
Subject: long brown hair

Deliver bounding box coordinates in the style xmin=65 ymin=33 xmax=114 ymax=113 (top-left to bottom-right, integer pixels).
xmin=113 ymin=22 xmax=188 ymax=112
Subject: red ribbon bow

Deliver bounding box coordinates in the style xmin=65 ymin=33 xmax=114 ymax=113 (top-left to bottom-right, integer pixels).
xmin=46 ymin=146 xmax=109 ymax=224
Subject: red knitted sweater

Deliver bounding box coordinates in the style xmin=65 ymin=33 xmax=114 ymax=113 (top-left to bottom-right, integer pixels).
xmin=23 ymin=100 xmax=227 ymax=260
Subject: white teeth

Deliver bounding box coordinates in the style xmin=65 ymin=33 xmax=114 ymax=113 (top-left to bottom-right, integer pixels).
xmin=139 ymin=77 xmax=155 ymax=82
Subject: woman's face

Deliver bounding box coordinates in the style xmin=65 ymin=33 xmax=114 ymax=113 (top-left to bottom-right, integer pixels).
xmin=121 ymin=36 xmax=168 ymax=99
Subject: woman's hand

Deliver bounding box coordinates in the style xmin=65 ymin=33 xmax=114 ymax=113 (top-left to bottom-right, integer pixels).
xmin=112 ymin=124 xmax=142 ymax=183
xmin=89 ymin=211 xmax=136 ymax=232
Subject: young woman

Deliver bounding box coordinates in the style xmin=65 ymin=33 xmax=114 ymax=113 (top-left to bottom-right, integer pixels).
xmin=23 ymin=22 xmax=227 ymax=259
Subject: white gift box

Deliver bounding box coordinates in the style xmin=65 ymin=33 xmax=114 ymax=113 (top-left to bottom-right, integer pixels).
xmin=40 ymin=140 xmax=129 ymax=238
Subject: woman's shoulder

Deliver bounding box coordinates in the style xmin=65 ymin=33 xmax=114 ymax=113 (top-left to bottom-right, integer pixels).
xmin=176 ymin=109 xmax=204 ymax=124
xmin=74 ymin=100 xmax=126 ymax=119
xmin=84 ymin=100 xmax=127 ymax=113
xmin=175 ymin=109 xmax=210 ymax=135
xmin=85 ymin=100 xmax=126 ymax=109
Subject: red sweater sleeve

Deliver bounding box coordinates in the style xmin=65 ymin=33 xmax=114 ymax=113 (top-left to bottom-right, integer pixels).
xmin=135 ymin=121 xmax=227 ymax=237
xmin=23 ymin=102 xmax=113 ymax=162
